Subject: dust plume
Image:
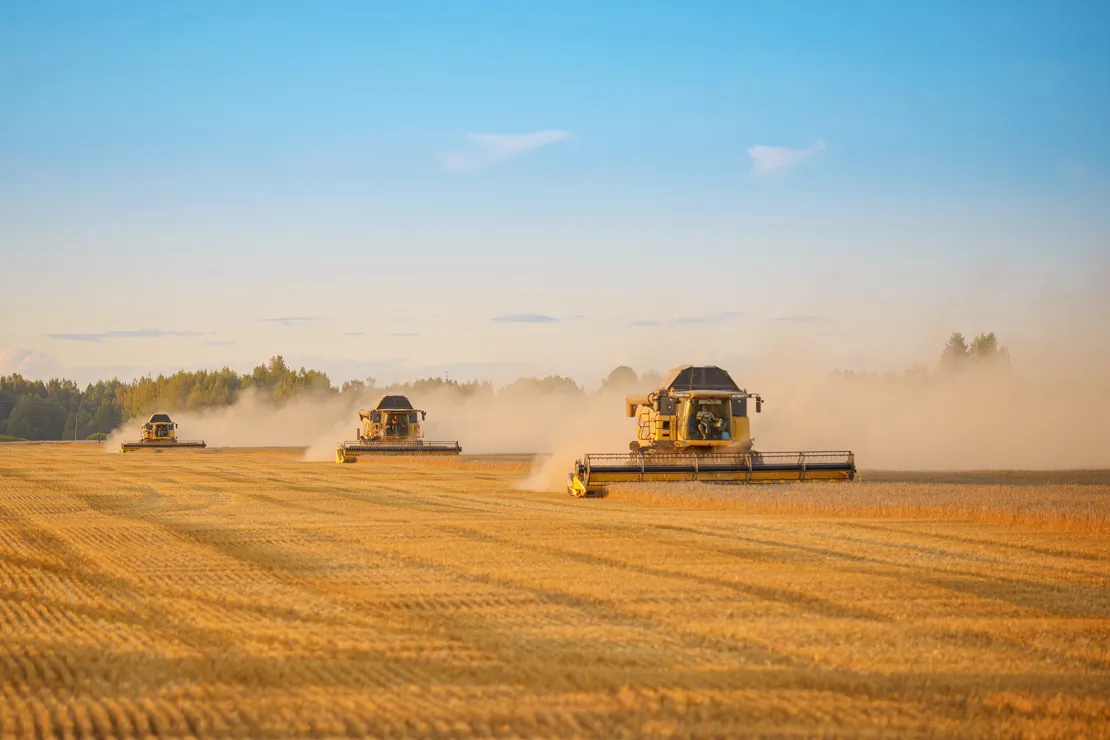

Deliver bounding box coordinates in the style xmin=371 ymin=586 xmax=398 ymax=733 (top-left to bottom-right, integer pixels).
xmin=105 ymin=324 xmax=1110 ymax=488
xmin=105 ymin=387 xmax=361 ymax=452
xmin=302 ymin=384 xmax=637 ymax=487
xmin=733 ymin=335 xmax=1110 ymax=472
xmin=508 ymin=325 xmax=1110 ymax=487
xmin=104 ymin=382 xmax=637 ymax=482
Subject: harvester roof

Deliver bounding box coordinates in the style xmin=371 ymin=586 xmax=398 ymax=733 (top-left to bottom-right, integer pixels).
xmin=658 ymin=365 xmax=741 ymax=393
xmin=374 ymin=394 xmax=415 ymax=411
xmin=148 ymin=413 xmax=173 ymax=424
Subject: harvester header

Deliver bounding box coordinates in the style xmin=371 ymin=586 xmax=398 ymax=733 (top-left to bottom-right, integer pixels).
xmin=336 ymin=395 xmax=461 ymax=463
xmin=120 ymin=413 xmax=206 ymax=454
xmin=568 ymin=364 xmax=856 ymax=496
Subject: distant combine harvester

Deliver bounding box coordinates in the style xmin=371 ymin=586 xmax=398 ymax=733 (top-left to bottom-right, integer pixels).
xmin=119 ymin=413 xmax=206 ymax=454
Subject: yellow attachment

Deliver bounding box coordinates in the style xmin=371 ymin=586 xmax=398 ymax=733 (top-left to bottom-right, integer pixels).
xmin=120 ymin=440 xmax=207 ymax=454
xmin=336 ymin=440 xmax=462 ymax=463
xmin=625 ymin=395 xmax=650 ymax=417
xmin=568 ymin=451 xmax=857 ymax=497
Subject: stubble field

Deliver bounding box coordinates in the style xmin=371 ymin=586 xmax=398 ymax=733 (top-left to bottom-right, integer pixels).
xmin=1 ymin=445 xmax=1108 ymax=737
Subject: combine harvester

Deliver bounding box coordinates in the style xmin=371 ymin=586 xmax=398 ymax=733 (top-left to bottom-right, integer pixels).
xmin=336 ymin=394 xmax=461 ymax=463
xmin=567 ymin=365 xmax=856 ymax=497
xmin=120 ymin=413 xmax=206 ymax=454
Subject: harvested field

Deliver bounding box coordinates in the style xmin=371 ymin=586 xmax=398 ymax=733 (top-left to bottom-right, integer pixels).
xmin=605 ymin=479 xmax=1110 ymax=534
xmin=0 ymin=446 xmax=1108 ymax=737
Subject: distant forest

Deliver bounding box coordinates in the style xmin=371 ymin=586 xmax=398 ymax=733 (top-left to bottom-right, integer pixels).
xmin=0 ymin=332 xmax=1007 ymax=441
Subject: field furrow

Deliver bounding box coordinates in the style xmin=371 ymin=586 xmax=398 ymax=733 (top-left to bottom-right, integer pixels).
xmin=0 ymin=446 xmax=1107 ymax=737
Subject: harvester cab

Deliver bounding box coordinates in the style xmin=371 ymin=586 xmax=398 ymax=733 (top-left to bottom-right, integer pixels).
xmin=120 ymin=413 xmax=207 ymax=453
xmin=624 ymin=365 xmax=762 ymax=454
xmin=336 ymin=395 xmax=461 ymax=463
xmin=568 ymin=364 xmax=856 ymax=496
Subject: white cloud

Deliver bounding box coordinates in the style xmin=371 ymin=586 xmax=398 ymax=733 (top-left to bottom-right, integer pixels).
xmin=490 ymin=313 xmax=560 ymax=323
xmin=46 ymin=328 xmax=204 ymax=342
xmin=490 ymin=313 xmax=585 ymax=323
xmin=673 ymin=311 xmax=743 ymax=325
xmin=259 ymin=317 xmax=319 ymax=326
xmin=0 ymin=348 xmax=64 ymax=379
xmin=442 ymin=130 xmax=570 ymax=174
xmin=747 ymin=140 xmax=826 ymax=175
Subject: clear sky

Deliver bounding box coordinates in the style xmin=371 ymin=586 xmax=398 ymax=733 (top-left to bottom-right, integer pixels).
xmin=2 ymin=0 xmax=1108 ymax=387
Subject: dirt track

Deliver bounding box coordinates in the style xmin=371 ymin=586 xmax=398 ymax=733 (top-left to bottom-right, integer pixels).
xmin=0 ymin=446 xmax=1108 ymax=737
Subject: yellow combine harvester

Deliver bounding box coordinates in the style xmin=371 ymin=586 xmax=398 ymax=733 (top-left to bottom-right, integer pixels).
xmin=336 ymin=394 xmax=461 ymax=463
xmin=120 ymin=413 xmax=206 ymax=453
xmin=567 ymin=364 xmax=856 ymax=497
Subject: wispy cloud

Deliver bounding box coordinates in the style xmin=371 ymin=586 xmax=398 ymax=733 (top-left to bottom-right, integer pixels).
xmin=442 ymin=130 xmax=570 ymax=174
xmin=629 ymin=312 xmax=740 ymax=327
xmin=767 ymin=314 xmax=820 ymax=322
xmin=747 ymin=140 xmax=826 ymax=175
xmin=0 ymin=348 xmax=63 ymax=378
xmin=259 ymin=317 xmax=318 ymax=326
xmin=673 ymin=311 xmax=743 ymax=325
xmin=490 ymin=313 xmax=561 ymax=324
xmin=391 ymin=332 xmax=419 ymax=337
xmin=490 ymin=313 xmax=584 ymax=324
xmin=47 ymin=328 xmax=203 ymax=342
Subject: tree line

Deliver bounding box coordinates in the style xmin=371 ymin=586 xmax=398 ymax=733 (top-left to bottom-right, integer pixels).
xmin=0 ymin=334 xmax=1007 ymax=441
xmin=834 ymin=331 xmax=1010 ymax=382
xmin=0 ymin=356 xmax=655 ymax=441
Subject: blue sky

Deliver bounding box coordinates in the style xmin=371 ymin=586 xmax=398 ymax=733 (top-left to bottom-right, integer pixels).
xmin=2 ymin=1 xmax=1107 ymax=386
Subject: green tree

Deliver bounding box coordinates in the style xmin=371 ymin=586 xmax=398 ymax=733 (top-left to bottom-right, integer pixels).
xmin=501 ymin=375 xmax=582 ymax=396
xmin=600 ymin=366 xmax=639 ymax=392
xmin=341 ymin=379 xmax=369 ymax=396
xmin=7 ymin=397 xmax=68 ymax=440
xmin=969 ymin=332 xmax=1010 ymax=366
xmin=640 ymin=370 xmax=664 ymax=389
xmin=386 ymin=377 xmax=493 ymax=401
xmin=244 ymin=356 xmax=334 ymax=403
xmin=940 ymin=332 xmax=970 ymax=373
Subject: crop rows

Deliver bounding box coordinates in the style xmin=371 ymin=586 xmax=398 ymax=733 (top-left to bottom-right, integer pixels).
xmin=0 ymin=445 xmax=1108 ymax=737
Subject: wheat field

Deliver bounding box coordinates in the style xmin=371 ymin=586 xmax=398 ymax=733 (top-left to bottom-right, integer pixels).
xmin=0 ymin=445 xmax=1108 ymax=738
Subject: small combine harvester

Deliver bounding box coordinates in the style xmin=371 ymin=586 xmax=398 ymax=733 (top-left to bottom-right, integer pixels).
xmin=336 ymin=394 xmax=461 ymax=463
xmin=567 ymin=364 xmax=856 ymax=497
xmin=120 ymin=413 xmax=206 ymax=454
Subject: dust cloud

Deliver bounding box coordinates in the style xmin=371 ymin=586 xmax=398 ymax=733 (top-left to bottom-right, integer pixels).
xmin=105 ymin=331 xmax=1110 ymax=489
xmin=734 ymin=333 xmax=1110 ymax=472
xmin=103 ymin=383 xmax=637 ymax=480
xmin=105 ymin=387 xmax=359 ymax=453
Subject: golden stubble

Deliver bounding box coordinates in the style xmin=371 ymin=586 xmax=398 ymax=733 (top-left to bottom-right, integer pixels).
xmin=0 ymin=445 xmax=1108 ymax=737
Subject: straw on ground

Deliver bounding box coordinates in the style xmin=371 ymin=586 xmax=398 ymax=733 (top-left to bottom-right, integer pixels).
xmin=0 ymin=446 xmax=1107 ymax=737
